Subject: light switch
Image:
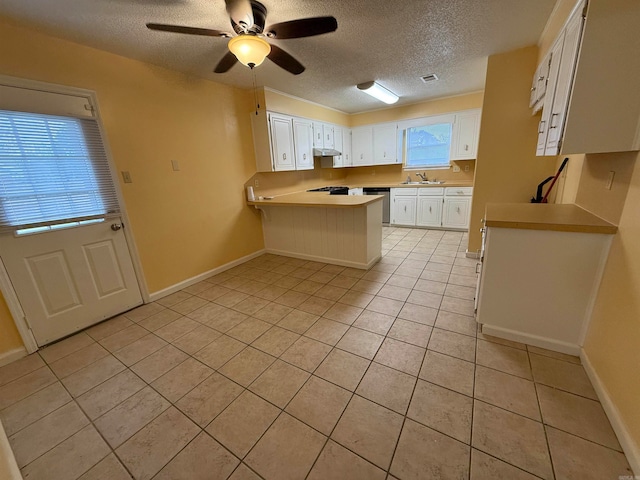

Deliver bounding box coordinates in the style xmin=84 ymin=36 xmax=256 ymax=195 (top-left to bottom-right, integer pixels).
xmin=171 ymin=160 xmax=180 ymax=171
xmin=121 ymin=171 xmax=132 ymax=183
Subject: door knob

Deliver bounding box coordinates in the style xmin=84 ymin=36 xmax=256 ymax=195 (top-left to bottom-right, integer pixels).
xmin=111 ymin=223 xmax=122 ymax=231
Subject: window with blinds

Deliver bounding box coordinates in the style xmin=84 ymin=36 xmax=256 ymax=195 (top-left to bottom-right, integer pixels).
xmin=0 ymin=110 xmax=120 ymax=232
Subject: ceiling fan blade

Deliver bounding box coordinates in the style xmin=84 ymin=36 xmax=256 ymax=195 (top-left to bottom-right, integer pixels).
xmin=225 ymin=0 xmax=254 ymax=30
xmin=266 ymin=17 xmax=338 ymax=39
xmin=214 ymin=51 xmax=239 ymax=73
xmin=267 ymin=45 xmax=305 ymax=75
xmin=146 ymin=23 xmax=229 ymax=37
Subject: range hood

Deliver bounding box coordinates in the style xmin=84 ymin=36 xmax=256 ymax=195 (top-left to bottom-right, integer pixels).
xmin=313 ymin=147 xmax=342 ymax=157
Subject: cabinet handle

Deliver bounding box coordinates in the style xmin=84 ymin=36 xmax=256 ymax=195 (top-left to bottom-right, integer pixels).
xmin=429 ymin=206 xmax=432 ymax=213
xmin=303 ymin=154 xmax=306 ymax=160
xmin=283 ymin=153 xmax=286 ymax=160
xmin=327 ymin=134 xmax=330 ymax=141
xmin=404 ymin=205 xmax=407 ymax=213
xmin=383 ymin=151 xmax=386 ymax=158
xmin=538 ymin=120 xmax=546 ymax=134
xmin=457 ymin=207 xmax=461 ymax=213
xmin=360 ymin=154 xmax=363 ymax=159
xmin=464 ymin=144 xmax=469 ymax=151
xmin=550 ymin=113 xmax=559 ymax=129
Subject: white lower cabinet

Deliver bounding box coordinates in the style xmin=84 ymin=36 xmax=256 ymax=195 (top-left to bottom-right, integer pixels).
xmin=417 ymin=197 xmax=442 ymax=227
xmin=391 ymin=187 xmax=472 ymax=230
xmin=442 ymin=197 xmax=471 ymax=229
xmin=392 ymin=196 xmax=417 ymax=225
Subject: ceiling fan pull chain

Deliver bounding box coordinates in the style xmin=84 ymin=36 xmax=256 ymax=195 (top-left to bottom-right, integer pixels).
xmin=252 ymin=68 xmax=260 ymax=115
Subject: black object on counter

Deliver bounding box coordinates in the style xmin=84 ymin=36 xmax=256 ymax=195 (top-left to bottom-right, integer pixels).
xmin=307 ymin=186 xmax=349 ymax=195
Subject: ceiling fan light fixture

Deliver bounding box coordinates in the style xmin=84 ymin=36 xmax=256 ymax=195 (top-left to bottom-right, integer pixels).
xmin=228 ymin=35 xmax=271 ymax=68
xmin=356 ymin=81 xmax=399 ymax=104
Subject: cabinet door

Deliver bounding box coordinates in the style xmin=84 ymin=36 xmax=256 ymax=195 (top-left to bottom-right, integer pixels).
xmin=442 ymin=197 xmax=471 ymax=229
xmin=451 ymin=111 xmax=481 ymax=160
xmin=323 ymin=124 xmax=335 ymax=149
xmin=352 ymin=126 xmax=373 ymax=166
xmin=544 ymin=9 xmax=584 ymax=156
xmin=333 ymin=126 xmax=343 ymax=167
xmin=537 ymin=34 xmax=564 ymax=156
xmin=293 ymin=118 xmax=314 ymax=170
xmin=270 ymin=114 xmax=295 ymax=171
xmin=342 ymin=129 xmax=352 ymax=167
xmin=373 ymin=123 xmax=398 ymax=164
xmin=416 ymin=197 xmax=442 ymax=227
xmin=392 ymin=196 xmax=417 ymax=226
xmin=312 ymin=121 xmax=324 ymax=148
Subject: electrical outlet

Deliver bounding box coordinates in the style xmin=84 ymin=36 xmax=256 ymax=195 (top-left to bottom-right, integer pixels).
xmin=606 ymin=171 xmax=615 ymax=190
xmin=121 ymin=171 xmax=132 ymax=183
xmin=464 ymin=165 xmax=470 ymax=172
xmin=171 ymin=160 xmax=180 ymax=171
xmin=254 ymin=179 xmax=259 ymax=187
xmin=452 ymin=165 xmax=461 ymax=173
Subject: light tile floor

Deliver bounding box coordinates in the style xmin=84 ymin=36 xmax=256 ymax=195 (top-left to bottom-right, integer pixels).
xmin=0 ymin=227 xmax=634 ymax=480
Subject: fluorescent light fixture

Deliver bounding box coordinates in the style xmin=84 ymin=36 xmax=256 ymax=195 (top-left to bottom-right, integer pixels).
xmin=356 ymin=81 xmax=399 ymax=104
xmin=228 ymin=35 xmax=271 ymax=68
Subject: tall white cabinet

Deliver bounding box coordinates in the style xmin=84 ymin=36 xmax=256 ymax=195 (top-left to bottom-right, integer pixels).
xmin=534 ymin=0 xmax=640 ymax=155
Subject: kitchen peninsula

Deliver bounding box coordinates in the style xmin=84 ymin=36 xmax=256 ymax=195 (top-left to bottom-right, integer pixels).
xmin=248 ymin=192 xmax=383 ymax=269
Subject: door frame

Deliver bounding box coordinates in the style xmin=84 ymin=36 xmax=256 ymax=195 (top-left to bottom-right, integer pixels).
xmin=0 ymin=74 xmax=150 ymax=353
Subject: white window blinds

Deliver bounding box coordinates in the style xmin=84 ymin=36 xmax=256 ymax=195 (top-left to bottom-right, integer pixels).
xmin=0 ymin=110 xmax=120 ymax=232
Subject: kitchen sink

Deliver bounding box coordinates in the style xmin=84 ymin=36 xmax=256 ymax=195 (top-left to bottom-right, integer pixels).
xmin=400 ymin=181 xmax=445 ymax=185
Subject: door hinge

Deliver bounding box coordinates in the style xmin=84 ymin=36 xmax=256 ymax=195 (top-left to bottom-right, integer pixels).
xmin=23 ymin=315 xmax=33 ymax=329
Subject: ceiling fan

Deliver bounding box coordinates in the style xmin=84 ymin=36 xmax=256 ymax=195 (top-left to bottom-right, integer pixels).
xmin=146 ymin=0 xmax=338 ymax=75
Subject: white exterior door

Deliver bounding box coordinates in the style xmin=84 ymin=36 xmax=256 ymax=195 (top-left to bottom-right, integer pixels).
xmin=0 ymin=219 xmax=142 ymax=346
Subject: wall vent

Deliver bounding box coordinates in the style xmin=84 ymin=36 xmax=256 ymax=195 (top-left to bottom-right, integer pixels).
xmin=420 ymin=74 xmax=438 ymax=83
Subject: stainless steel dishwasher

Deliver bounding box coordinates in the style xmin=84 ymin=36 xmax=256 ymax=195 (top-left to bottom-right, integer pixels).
xmin=363 ymin=187 xmax=390 ymax=224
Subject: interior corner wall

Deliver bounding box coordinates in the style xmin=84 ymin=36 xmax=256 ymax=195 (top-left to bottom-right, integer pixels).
xmin=0 ymin=17 xmax=265 ymax=355
xmin=467 ymin=45 xmax=557 ymax=252
xmin=0 ymin=292 xmax=23 ymax=355
xmin=583 ymin=151 xmax=640 ymax=467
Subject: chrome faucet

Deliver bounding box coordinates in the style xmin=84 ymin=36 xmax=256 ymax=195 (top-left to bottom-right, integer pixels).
xmin=416 ymin=172 xmax=428 ymax=182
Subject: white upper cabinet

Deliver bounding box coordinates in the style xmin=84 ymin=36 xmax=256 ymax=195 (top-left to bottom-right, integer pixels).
xmin=342 ymin=128 xmax=352 ymax=167
xmin=293 ymin=118 xmax=314 ymax=170
xmin=535 ymin=0 xmax=640 ymax=156
xmin=530 ymin=52 xmax=551 ymax=112
xmin=270 ymin=113 xmax=296 ymax=171
xmin=373 ymin=123 xmax=398 ymax=164
xmin=312 ymin=121 xmax=324 ymax=148
xmin=332 ymin=126 xmax=344 ymax=167
xmin=451 ymin=110 xmax=481 ymax=160
xmin=252 ymin=111 xmax=316 ymax=172
xmin=312 ymin=122 xmax=335 ymax=149
xmin=352 ymin=126 xmax=374 ymax=166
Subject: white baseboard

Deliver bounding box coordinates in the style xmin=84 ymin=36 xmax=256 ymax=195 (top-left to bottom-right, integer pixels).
xmin=0 ymin=347 xmax=27 ymax=368
xmin=480 ymin=324 xmax=581 ymax=356
xmin=581 ymin=350 xmax=640 ymax=475
xmin=264 ymin=248 xmax=378 ymax=270
xmin=149 ymin=249 xmax=266 ymax=302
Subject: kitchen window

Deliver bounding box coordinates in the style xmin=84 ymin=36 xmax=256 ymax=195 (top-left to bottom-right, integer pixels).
xmin=0 ymin=109 xmax=120 ymax=233
xmin=404 ymin=122 xmax=452 ymax=169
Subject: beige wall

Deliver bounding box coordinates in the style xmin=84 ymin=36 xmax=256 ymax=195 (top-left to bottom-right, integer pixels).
xmin=468 ymin=46 xmax=557 ymax=252
xmin=349 ymin=92 xmax=484 ymax=127
xmin=0 ymin=17 xmax=264 ymax=353
xmin=538 ymin=0 xmax=579 ymax=61
xmin=583 ymin=151 xmax=640 ymax=460
xmin=574 ymin=152 xmax=636 ymax=224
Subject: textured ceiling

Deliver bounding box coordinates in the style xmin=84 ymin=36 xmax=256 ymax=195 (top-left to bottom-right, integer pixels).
xmin=0 ymin=0 xmax=556 ymax=114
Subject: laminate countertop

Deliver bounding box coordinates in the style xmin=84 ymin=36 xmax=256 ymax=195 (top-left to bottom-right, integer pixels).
xmin=247 ymin=191 xmax=384 ymax=208
xmin=484 ymin=203 xmax=617 ymax=234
